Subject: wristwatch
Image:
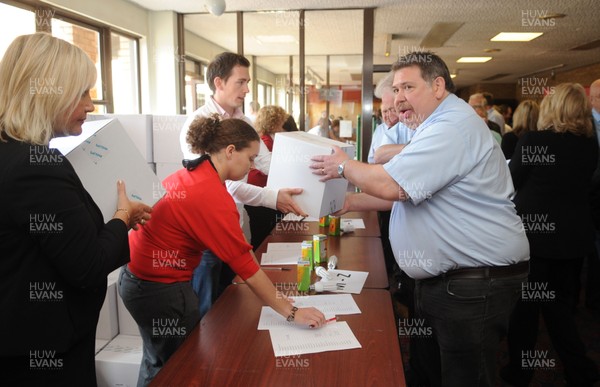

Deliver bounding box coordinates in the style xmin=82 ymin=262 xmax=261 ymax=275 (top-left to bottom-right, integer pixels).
xmin=337 ymin=160 xmax=348 ymax=178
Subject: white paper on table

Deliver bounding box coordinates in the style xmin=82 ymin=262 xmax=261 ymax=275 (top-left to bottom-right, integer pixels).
xmin=270 ymin=321 xmax=361 ymax=357
xmin=260 ymin=252 xmax=299 ymax=265
xmin=257 ymin=308 xmax=335 ymax=330
xmin=341 ymin=218 xmax=365 ymax=229
xmin=260 ymin=242 xmax=302 ymax=265
xmin=317 ymin=270 xmax=369 ymax=294
xmin=267 ymin=242 xmax=302 ymax=252
xmin=258 ymin=294 xmax=361 ymax=330
xmin=282 ymin=213 xmax=319 ymax=222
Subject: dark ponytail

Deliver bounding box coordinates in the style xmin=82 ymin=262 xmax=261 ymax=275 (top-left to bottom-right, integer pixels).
xmin=186 ymin=114 xmax=259 ymax=155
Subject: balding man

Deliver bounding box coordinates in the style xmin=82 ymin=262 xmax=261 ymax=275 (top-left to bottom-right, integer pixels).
xmin=312 ymin=51 xmax=529 ymax=386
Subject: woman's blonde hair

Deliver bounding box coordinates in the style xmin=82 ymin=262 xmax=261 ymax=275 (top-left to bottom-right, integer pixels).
xmin=254 ymin=105 xmax=287 ymax=136
xmin=0 ymin=33 xmax=97 ymax=145
xmin=511 ymin=100 xmax=539 ymax=138
xmin=537 ymin=82 xmax=593 ymax=137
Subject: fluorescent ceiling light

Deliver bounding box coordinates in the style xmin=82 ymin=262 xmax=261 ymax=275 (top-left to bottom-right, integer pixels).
xmin=491 ymin=32 xmax=543 ymax=42
xmin=450 ymin=74 xmax=457 ymax=78
xmin=456 ymin=57 xmax=492 ymax=63
xmin=255 ymin=35 xmax=296 ymax=44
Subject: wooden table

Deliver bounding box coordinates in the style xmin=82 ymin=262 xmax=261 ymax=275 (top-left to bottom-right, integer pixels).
xmin=150 ymin=285 xmax=405 ymax=387
xmin=238 ymin=234 xmax=389 ymax=289
xmin=271 ymin=211 xmax=381 ymax=238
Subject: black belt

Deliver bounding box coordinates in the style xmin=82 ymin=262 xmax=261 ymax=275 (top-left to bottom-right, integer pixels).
xmin=440 ymin=261 xmax=529 ymax=280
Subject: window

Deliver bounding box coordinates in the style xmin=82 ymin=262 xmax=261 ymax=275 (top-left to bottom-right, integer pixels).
xmin=184 ymin=57 xmax=209 ymax=114
xmin=51 ymin=18 xmax=105 ymax=113
xmin=0 ymin=1 xmax=141 ymax=114
xmin=0 ymin=3 xmax=35 ymax=58
xmin=111 ymin=32 xmax=140 ymax=113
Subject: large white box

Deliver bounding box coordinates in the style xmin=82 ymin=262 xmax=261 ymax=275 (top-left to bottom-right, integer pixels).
xmin=95 ymin=269 xmax=120 ymax=343
xmin=86 ymin=114 xmax=154 ymax=162
xmin=95 ymin=334 xmax=143 ymax=387
xmin=50 ymin=119 xmax=163 ymax=223
xmin=155 ymin=162 xmax=182 ymax=183
xmin=267 ymin=131 xmax=355 ymax=218
xmin=152 ymin=115 xmax=188 ymax=163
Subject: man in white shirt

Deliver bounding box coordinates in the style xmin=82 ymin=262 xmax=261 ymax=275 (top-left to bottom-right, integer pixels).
xmin=180 ymin=52 xmax=306 ymax=317
xmin=368 ymin=86 xmax=399 ymax=163
xmin=483 ymin=91 xmax=506 ymax=133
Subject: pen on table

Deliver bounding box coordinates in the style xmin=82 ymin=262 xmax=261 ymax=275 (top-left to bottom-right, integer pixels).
xmin=261 ymin=266 xmax=291 ymax=271
xmin=310 ymin=317 xmax=337 ymax=328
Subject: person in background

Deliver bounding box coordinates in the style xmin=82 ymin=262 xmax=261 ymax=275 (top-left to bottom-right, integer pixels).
xmin=501 ymin=100 xmax=539 ymax=159
xmin=246 ymin=100 xmax=260 ymax=123
xmin=483 ymin=91 xmax=506 ymax=133
xmin=469 ymin=93 xmax=502 ymax=144
xmin=311 ymin=51 xmax=529 ymax=386
xmin=368 ymin=72 xmax=400 ymax=164
xmin=0 ymin=33 xmax=152 ymax=385
xmin=246 ymin=105 xmax=288 ymax=248
xmin=282 ymin=114 xmax=298 ymax=132
xmin=179 ymin=52 xmax=305 ymax=318
xmin=308 ymin=111 xmax=330 ymax=137
xmin=328 ymin=119 xmax=342 ymax=141
xmin=120 ymin=115 xmax=325 ymax=386
xmin=367 ymin=73 xmax=401 ymax=287
xmin=502 ymin=83 xmax=599 ymax=387
xmin=587 ymin=78 xmax=600 ymax=315
xmin=496 ymin=103 xmax=513 ymax=132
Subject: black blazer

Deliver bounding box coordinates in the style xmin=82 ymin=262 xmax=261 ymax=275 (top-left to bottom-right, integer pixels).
xmin=0 ymin=138 xmax=129 ymax=357
xmin=510 ymin=130 xmax=598 ymax=259
xmin=501 ymin=131 xmax=519 ymax=159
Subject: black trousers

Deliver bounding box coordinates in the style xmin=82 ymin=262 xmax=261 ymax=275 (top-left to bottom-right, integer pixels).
xmin=244 ymin=205 xmax=281 ymax=250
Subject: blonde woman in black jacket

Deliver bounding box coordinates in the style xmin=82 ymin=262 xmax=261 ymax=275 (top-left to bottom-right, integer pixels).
xmin=0 ymin=33 xmax=152 ymax=385
xmin=502 ymin=83 xmax=599 ymax=387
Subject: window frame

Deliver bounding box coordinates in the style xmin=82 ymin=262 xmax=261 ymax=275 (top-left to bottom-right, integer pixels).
xmin=0 ymin=0 xmax=142 ymax=114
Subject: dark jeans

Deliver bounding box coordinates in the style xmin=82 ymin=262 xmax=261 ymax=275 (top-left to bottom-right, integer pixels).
xmin=411 ymin=270 xmax=526 ymax=387
xmin=504 ymin=256 xmax=599 ymax=386
xmin=191 ymin=250 xmax=221 ymax=319
xmin=118 ymin=266 xmax=200 ymax=387
xmin=190 ymin=250 xmax=236 ymax=319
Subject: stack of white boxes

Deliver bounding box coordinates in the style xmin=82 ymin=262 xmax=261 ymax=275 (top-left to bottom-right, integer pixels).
xmin=95 ymin=269 xmax=143 ymax=387
xmin=152 ymin=115 xmax=188 ymax=182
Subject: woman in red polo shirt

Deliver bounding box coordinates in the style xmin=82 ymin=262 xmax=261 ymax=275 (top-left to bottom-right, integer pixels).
xmin=119 ymin=115 xmax=325 ymax=386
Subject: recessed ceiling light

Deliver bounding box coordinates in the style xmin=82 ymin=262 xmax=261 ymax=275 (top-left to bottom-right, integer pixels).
xmin=456 ymin=57 xmax=492 ymax=63
xmin=538 ymin=13 xmax=566 ymax=20
xmin=450 ymin=74 xmax=457 ymax=79
xmin=491 ymin=32 xmax=543 ymax=42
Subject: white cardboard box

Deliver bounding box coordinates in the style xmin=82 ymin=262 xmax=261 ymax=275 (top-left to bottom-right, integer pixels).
xmin=267 ymin=131 xmax=355 ymax=218
xmin=155 ymin=162 xmax=182 ymax=183
xmin=50 ymin=119 xmax=163 ymax=223
xmin=95 ymin=269 xmax=120 ymax=343
xmin=86 ymin=114 xmax=154 ymax=162
xmin=95 ymin=334 xmax=143 ymax=387
xmin=152 ymin=115 xmax=188 ymax=163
